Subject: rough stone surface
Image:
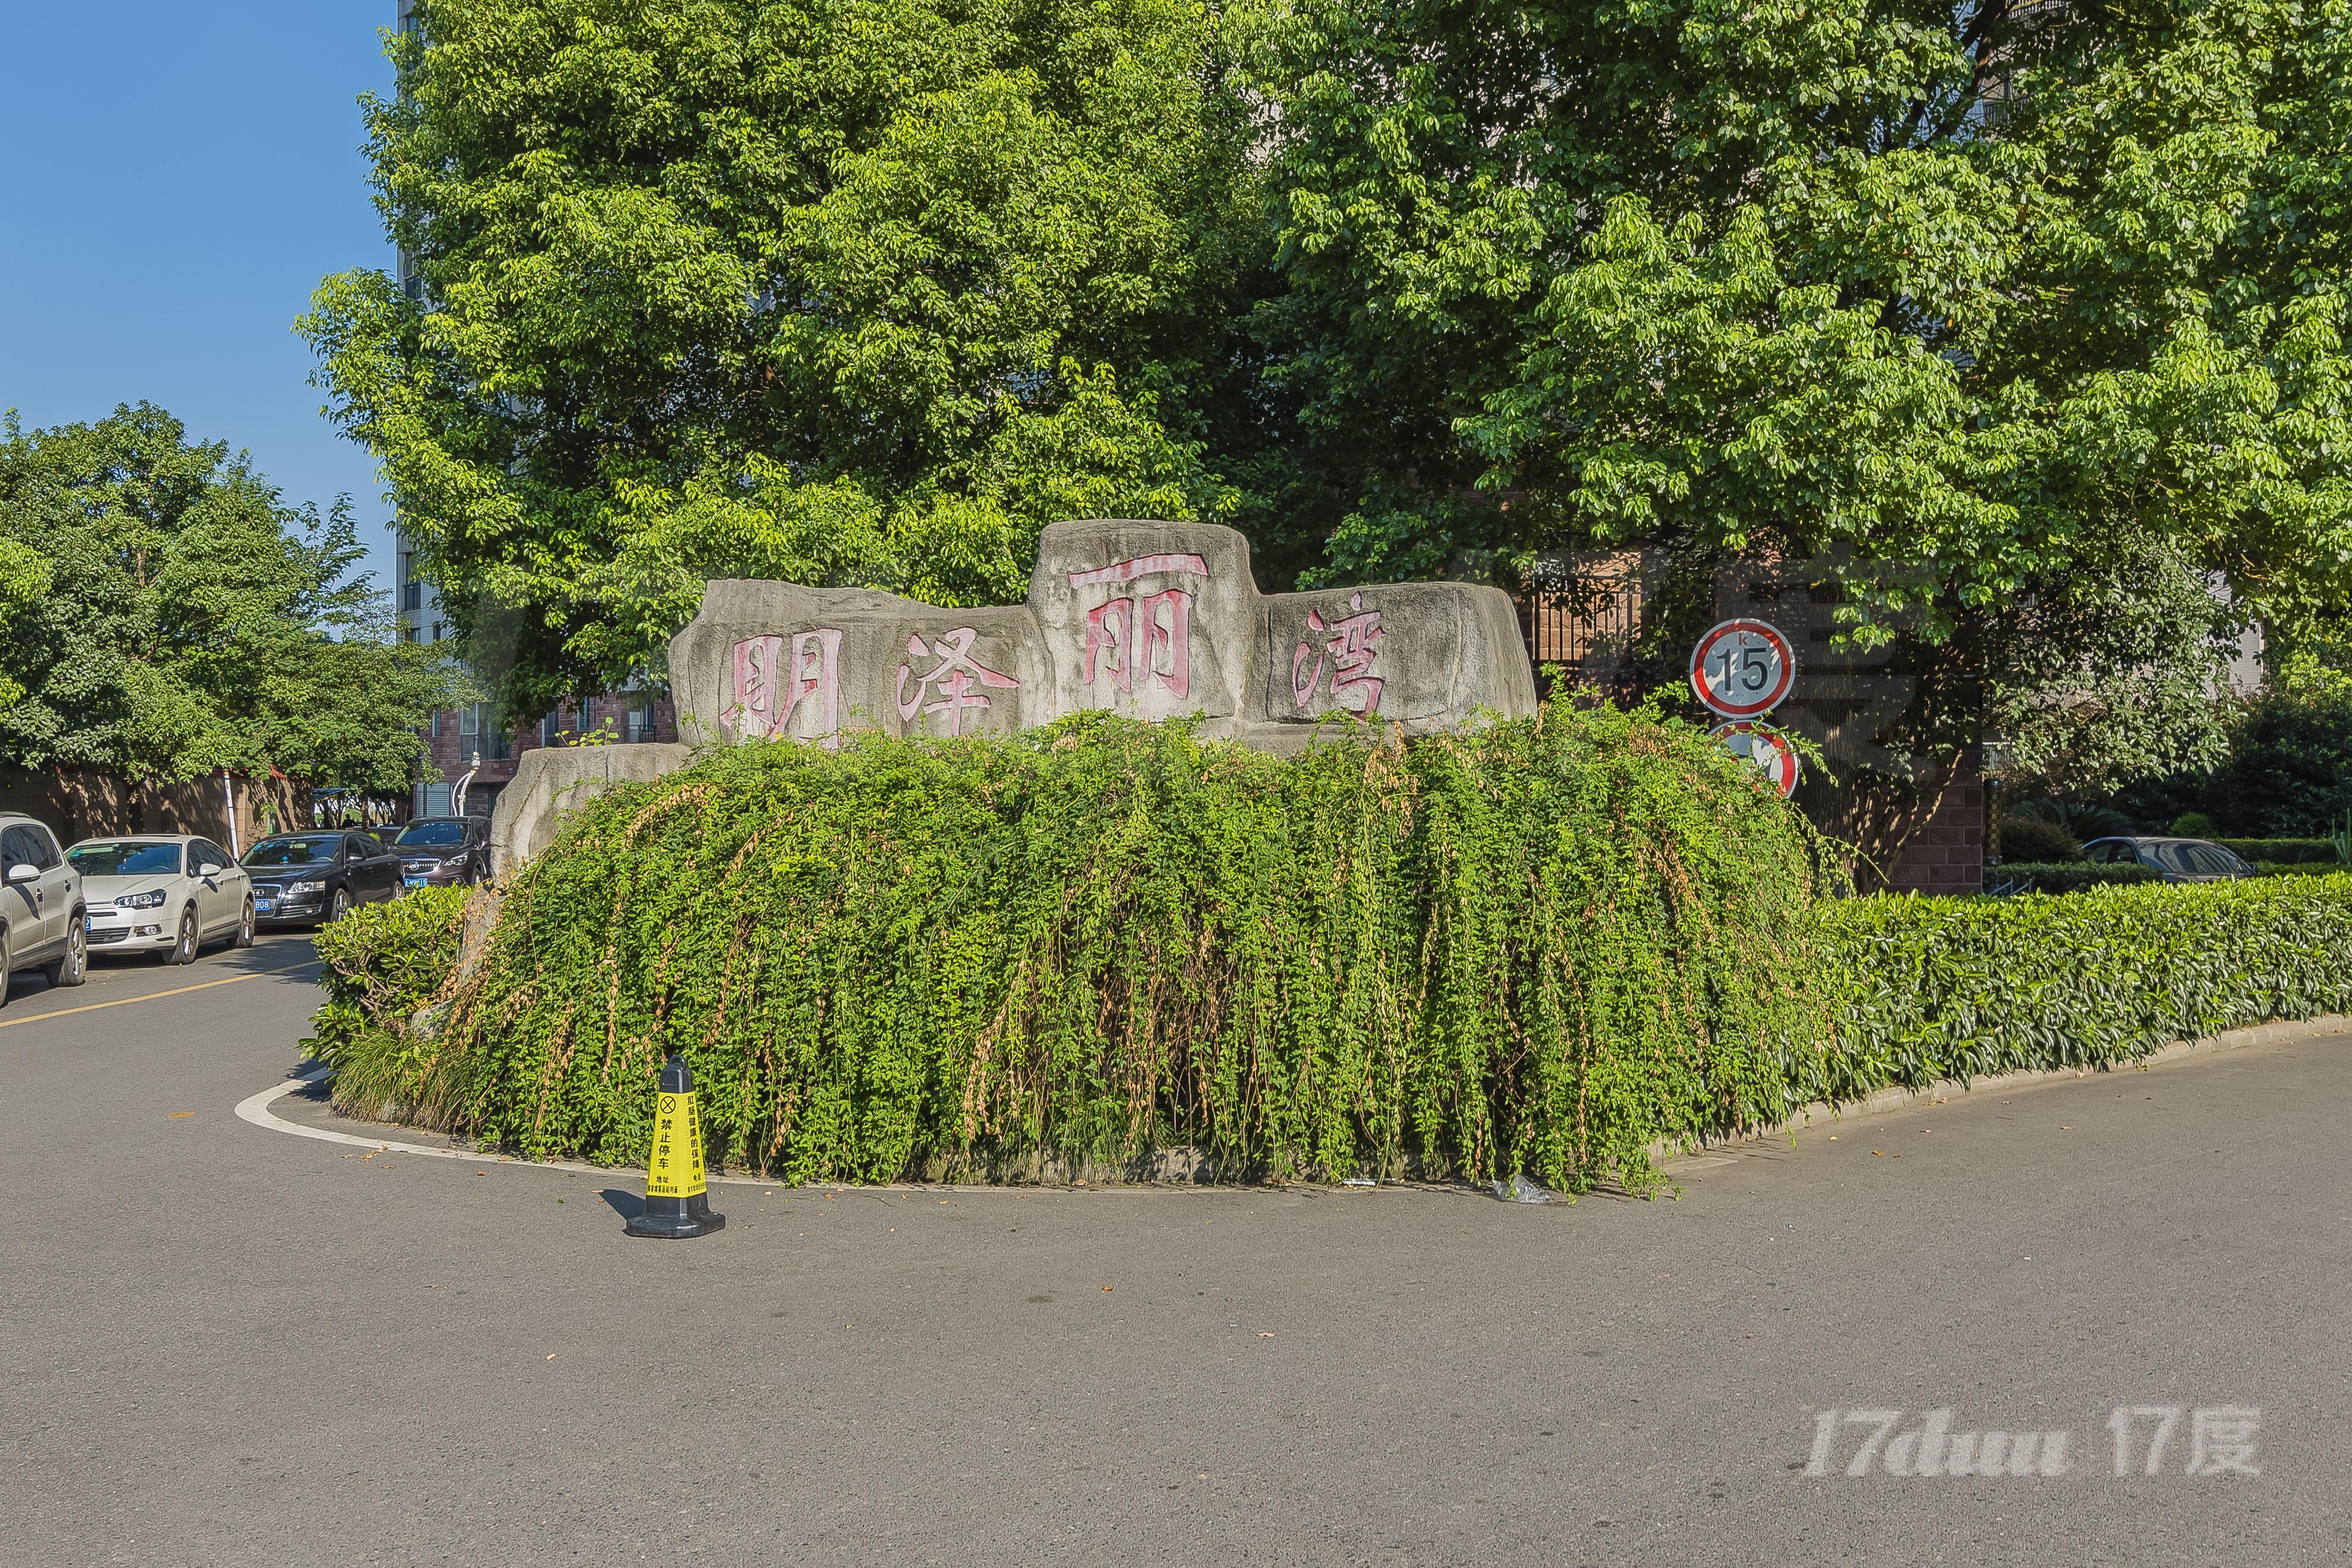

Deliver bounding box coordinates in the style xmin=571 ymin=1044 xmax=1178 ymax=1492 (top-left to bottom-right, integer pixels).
xmin=489 ymin=742 xmax=693 ymax=877
xmin=493 ymin=520 xmax=1536 ymax=867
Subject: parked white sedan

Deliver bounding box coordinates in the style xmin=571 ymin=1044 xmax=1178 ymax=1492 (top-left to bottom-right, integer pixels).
xmin=65 ymin=836 xmax=254 ymax=963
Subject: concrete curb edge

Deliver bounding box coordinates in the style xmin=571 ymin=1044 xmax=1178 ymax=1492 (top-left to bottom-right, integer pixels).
xmin=1662 ymin=1011 xmax=2352 ymax=1167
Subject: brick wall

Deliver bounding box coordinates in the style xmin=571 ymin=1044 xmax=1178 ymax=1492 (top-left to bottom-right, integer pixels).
xmin=0 ymin=767 xmax=309 ymax=852
xmin=1882 ymin=757 xmax=1985 ymax=895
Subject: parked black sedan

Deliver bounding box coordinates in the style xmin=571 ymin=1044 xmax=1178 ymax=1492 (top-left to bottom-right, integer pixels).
xmin=391 ymin=816 xmax=490 ymax=890
xmin=2081 ymin=836 xmax=2256 ymax=883
xmin=242 ymin=831 xmax=404 ymax=925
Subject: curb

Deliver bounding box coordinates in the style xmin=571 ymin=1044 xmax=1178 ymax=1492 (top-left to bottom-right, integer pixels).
xmin=241 ymin=1013 xmax=2351 ymax=1192
xmin=1664 ymin=1011 xmax=2352 ymax=1167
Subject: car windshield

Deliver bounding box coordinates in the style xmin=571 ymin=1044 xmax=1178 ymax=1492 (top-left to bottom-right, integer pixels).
xmin=2178 ymin=842 xmax=2248 ymax=876
xmin=66 ymin=841 xmax=183 ymax=876
xmin=242 ymin=835 xmax=342 ymax=867
xmin=2152 ymin=841 xmax=2244 ymax=876
xmin=396 ymin=821 xmax=468 ymax=847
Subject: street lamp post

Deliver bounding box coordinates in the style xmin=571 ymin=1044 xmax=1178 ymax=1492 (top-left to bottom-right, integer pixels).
xmin=452 ymin=751 xmax=482 ymax=818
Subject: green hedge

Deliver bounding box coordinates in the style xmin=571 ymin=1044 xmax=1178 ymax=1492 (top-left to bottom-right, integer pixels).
xmin=308 ymin=716 xmax=2352 ymax=1193
xmin=1984 ymin=861 xmax=2162 ymax=895
xmin=1803 ymin=875 xmax=2352 ymax=1103
xmin=2217 ymin=838 xmax=2342 ymax=865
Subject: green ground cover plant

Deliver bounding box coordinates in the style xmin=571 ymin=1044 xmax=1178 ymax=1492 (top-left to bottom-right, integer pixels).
xmin=311 ymin=704 xmax=1834 ymax=1194
xmin=306 ymin=884 xmax=469 ymax=1079
xmin=308 ymin=715 xmax=2352 ymax=1194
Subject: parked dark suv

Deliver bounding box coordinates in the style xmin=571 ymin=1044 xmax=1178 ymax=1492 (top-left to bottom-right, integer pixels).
xmin=392 ymin=816 xmax=490 ymax=890
xmin=242 ymin=831 xmax=403 ymax=925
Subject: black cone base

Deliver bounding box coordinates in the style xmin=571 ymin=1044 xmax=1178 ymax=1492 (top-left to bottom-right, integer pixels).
xmin=626 ymin=1192 xmax=726 ymax=1239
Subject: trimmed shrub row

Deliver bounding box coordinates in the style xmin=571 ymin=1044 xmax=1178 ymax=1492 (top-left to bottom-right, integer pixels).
xmin=307 ymin=716 xmax=2352 ymax=1193
xmin=1798 ymin=874 xmax=2352 ymax=1107
xmin=1984 ymin=861 xmax=2162 ymax=895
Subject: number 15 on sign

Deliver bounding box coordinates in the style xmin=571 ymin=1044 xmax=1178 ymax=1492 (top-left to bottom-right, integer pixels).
xmin=1690 ymin=619 xmax=1796 ymax=719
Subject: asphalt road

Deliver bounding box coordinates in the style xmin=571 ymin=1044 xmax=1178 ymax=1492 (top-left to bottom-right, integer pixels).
xmin=2 ymin=939 xmax=2347 ymax=1566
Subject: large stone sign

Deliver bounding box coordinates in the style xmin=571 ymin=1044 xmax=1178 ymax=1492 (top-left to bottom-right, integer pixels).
xmin=492 ymin=520 xmax=1535 ymax=872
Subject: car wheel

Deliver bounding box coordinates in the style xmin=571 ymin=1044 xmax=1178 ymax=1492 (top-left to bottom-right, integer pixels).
xmin=0 ymin=927 xmax=11 ymax=1007
xmin=43 ymin=917 xmax=87 ymax=987
xmin=329 ymin=887 xmax=352 ymax=923
xmin=233 ymin=897 xmax=255 ymax=948
xmin=169 ymin=906 xmax=199 ymax=966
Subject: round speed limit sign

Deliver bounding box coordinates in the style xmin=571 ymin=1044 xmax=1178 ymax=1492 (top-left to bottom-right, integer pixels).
xmin=1710 ymin=720 xmax=1801 ymax=798
xmin=1690 ymin=618 xmax=1796 ymax=719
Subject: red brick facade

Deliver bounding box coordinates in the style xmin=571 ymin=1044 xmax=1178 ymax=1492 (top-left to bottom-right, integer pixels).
xmin=1881 ymin=757 xmax=1985 ymax=895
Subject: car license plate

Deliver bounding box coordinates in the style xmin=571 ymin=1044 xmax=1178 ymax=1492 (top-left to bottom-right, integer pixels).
xmin=255 ymin=898 xmax=276 ymax=913
xmin=404 ymin=876 xmax=429 ymax=890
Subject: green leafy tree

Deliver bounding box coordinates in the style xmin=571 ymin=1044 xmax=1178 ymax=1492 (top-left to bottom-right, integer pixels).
xmin=1245 ymin=0 xmax=2352 ymax=636
xmin=0 ymin=404 xmax=463 ymax=793
xmin=302 ymin=0 xmax=1263 ymax=718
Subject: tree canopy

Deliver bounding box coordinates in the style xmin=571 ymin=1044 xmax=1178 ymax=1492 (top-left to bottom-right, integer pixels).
xmin=1248 ymin=0 xmax=2352 ymax=635
xmin=308 ymin=0 xmax=2352 ymax=756
xmin=0 ymin=404 xmax=463 ymax=793
xmin=303 ymin=0 xmax=1262 ymax=716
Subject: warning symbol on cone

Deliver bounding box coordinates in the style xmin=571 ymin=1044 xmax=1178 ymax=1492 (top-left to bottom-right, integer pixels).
xmin=626 ymin=1054 xmax=725 ymax=1239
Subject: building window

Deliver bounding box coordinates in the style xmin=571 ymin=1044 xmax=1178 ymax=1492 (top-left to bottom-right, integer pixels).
xmin=624 ymin=701 xmax=656 ymax=744
xmin=455 ymin=702 xmax=510 ymax=760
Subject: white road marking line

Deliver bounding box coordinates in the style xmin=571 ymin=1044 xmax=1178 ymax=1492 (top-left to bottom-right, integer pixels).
xmin=236 ymin=1069 xmax=916 ymax=1189
xmin=233 ymin=1071 xmax=1252 ymax=1195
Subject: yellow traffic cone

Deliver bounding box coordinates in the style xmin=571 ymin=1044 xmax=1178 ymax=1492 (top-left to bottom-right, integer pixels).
xmin=626 ymin=1054 xmax=726 ymax=1239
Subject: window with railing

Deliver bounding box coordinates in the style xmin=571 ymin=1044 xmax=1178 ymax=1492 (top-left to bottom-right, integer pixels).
xmin=457 ymin=702 xmax=510 ymax=760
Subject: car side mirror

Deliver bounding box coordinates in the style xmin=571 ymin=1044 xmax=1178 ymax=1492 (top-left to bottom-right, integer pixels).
xmin=199 ymin=863 xmax=224 ymax=877
xmin=6 ymin=863 xmax=38 ymax=884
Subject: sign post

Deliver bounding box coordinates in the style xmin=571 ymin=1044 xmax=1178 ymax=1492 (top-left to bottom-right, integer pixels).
xmin=1708 ymin=719 xmax=1801 ymax=797
xmin=1689 ymin=618 xmax=1797 ymax=719
xmin=1691 ymin=619 xmax=1801 ymax=798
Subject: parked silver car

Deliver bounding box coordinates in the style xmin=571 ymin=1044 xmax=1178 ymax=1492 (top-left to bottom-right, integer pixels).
xmin=2082 ymin=836 xmax=2256 ymax=883
xmin=0 ymin=811 xmax=88 ymax=997
xmin=66 ymin=835 xmax=255 ymax=962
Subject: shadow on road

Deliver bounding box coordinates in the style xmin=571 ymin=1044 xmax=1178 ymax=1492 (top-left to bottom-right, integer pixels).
xmin=598 ymin=1188 xmax=646 ymax=1221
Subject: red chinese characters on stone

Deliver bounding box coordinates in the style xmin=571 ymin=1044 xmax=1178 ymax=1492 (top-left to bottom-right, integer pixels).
xmin=1292 ymin=592 xmax=1384 ymax=716
xmin=1070 ymin=554 xmax=1208 ymax=700
xmin=733 ymin=630 xmax=842 ymax=744
xmin=895 ymin=627 xmax=1019 ymax=736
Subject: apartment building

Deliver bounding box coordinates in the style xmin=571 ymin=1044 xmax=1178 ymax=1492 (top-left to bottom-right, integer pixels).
xmin=394 ymin=545 xmax=680 ymax=822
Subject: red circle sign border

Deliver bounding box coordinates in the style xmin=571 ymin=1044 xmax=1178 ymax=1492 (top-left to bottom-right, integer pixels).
xmin=1689 ymin=618 xmax=1797 ymax=719
xmin=1710 ymin=719 xmax=1801 ymax=798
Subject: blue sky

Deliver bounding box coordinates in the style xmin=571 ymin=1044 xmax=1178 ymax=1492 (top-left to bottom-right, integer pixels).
xmin=0 ymin=2 xmax=401 ymax=586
